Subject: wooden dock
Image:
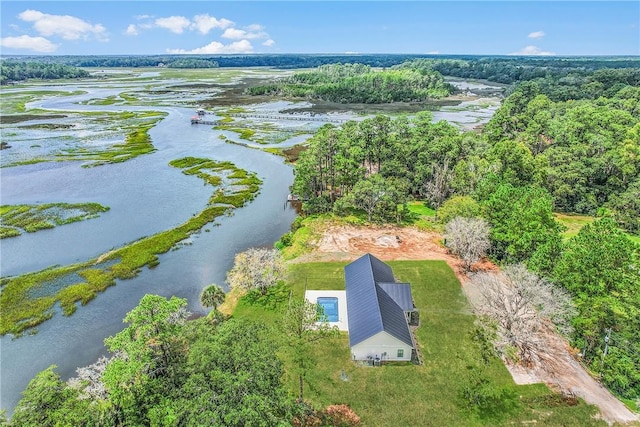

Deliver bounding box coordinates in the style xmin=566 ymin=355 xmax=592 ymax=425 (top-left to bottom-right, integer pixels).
xmin=192 ymin=109 xmax=350 ymax=124
xmin=191 ymin=118 xmax=218 ymax=125
xmin=230 ymin=113 xmax=350 ymax=124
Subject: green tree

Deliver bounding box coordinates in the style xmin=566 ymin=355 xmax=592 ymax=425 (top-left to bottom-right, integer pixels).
xmin=103 ymin=295 xmax=189 ymax=425
xmin=482 ymin=184 xmax=564 ymax=269
xmin=281 ymin=298 xmax=339 ymax=400
xmin=11 ymin=366 xmax=98 ymax=427
xmin=552 ymin=218 xmax=640 ymax=398
xmin=199 ymin=283 xmax=226 ymax=310
xmin=168 ymin=319 xmax=297 ymax=426
xmin=607 ymin=177 xmax=640 ymax=234
xmin=437 ymin=195 xmax=481 ymax=224
xmin=487 ymin=139 xmax=540 ymax=187
xmin=336 ymin=174 xmax=407 ymax=222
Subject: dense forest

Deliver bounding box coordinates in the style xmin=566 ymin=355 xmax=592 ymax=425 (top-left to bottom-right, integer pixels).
xmin=3 ymin=53 xmax=638 ymax=71
xmin=0 ymin=59 xmax=218 ymax=84
xmin=289 ymin=66 xmax=640 ymax=400
xmin=0 ymin=61 xmax=89 ymax=85
xmin=2 ymin=54 xmax=639 ymax=85
xmin=247 ymin=62 xmax=454 ymax=103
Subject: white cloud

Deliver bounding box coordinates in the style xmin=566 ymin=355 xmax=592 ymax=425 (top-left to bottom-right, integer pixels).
xmin=19 ymin=9 xmax=107 ymax=41
xmin=510 ymin=45 xmax=555 ymax=56
xmin=222 ymin=27 xmax=267 ymax=40
xmin=155 ymin=16 xmax=191 ymax=34
xmin=191 ymin=14 xmax=234 ymax=34
xmin=262 ymin=39 xmax=275 ymax=47
xmin=125 ymin=24 xmax=138 ymax=36
xmin=528 ymin=31 xmax=545 ymax=39
xmin=245 ymin=24 xmax=264 ymax=32
xmin=0 ymin=35 xmax=58 ymax=52
xmin=427 ymin=50 xmax=440 ymax=54
xmin=167 ymin=39 xmax=253 ymax=54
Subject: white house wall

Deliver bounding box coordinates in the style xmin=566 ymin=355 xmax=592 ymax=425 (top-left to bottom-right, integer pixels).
xmin=351 ymin=331 xmax=413 ymax=361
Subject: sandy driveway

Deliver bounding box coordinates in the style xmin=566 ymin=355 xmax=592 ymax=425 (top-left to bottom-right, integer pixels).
xmin=296 ymin=223 xmax=639 ymax=426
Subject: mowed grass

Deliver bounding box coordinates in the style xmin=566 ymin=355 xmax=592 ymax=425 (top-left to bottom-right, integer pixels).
xmin=554 ymin=213 xmax=595 ymax=239
xmin=406 ymin=200 xmax=436 ymax=217
xmin=554 ymin=212 xmax=640 ymax=244
xmin=233 ymin=260 xmax=604 ymax=426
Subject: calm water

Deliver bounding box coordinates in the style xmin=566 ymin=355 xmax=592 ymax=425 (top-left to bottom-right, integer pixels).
xmin=0 ymin=85 xmax=298 ymax=414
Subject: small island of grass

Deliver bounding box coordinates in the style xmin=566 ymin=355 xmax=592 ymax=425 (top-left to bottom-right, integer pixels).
xmin=0 ymin=157 xmax=262 ymax=337
xmin=0 ymin=202 xmax=110 ymax=238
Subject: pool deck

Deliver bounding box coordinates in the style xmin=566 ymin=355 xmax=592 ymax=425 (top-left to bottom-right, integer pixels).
xmin=304 ymin=290 xmax=349 ymax=331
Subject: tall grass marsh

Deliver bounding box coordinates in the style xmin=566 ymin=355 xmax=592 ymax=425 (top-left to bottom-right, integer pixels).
xmin=0 ymin=158 xmax=261 ymax=336
xmin=0 ymin=202 xmax=110 ymax=238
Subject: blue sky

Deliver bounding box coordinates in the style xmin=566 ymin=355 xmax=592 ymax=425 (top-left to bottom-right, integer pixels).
xmin=1 ymin=1 xmax=638 ymax=56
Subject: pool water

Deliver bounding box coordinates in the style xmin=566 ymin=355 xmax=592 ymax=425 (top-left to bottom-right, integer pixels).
xmin=317 ymin=297 xmax=339 ymax=322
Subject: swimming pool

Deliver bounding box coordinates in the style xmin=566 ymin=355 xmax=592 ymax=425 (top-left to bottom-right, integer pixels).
xmin=317 ymin=297 xmax=339 ymax=322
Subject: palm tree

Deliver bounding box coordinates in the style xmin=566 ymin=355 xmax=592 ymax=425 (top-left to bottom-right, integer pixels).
xmin=200 ymin=284 xmax=226 ymax=310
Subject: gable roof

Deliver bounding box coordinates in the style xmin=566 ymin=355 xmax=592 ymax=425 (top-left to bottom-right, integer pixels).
xmin=377 ymin=282 xmax=414 ymax=311
xmin=345 ymin=254 xmax=414 ymax=348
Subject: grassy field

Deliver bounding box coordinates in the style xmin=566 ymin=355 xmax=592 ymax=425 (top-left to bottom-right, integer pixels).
xmin=233 ymin=260 xmax=605 ymax=426
xmin=554 ymin=213 xmax=596 ymax=239
xmin=554 ymin=213 xmax=640 ymax=244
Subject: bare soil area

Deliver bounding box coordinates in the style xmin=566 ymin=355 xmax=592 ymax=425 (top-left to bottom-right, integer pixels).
xmin=296 ymin=223 xmax=639 ymax=426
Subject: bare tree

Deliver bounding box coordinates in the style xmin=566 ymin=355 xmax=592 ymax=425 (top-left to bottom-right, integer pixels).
xmin=226 ymin=248 xmax=286 ymax=295
xmin=472 ymin=264 xmax=576 ymax=365
xmin=67 ymin=356 xmax=111 ymax=400
xmin=423 ymin=159 xmax=453 ymax=209
xmin=444 ymin=216 xmax=491 ymax=271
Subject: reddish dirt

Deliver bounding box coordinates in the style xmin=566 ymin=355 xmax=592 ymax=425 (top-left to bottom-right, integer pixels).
xmin=293 ymin=224 xmax=467 ymax=281
xmin=295 ymin=224 xmax=639 ymax=426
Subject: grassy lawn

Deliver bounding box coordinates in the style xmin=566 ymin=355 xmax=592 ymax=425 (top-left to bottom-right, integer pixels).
xmin=405 ymin=201 xmax=439 ymax=231
xmin=554 ymin=213 xmax=640 ymax=244
xmin=554 ymin=213 xmax=595 ymax=239
xmin=407 ymin=201 xmax=436 ymax=217
xmin=233 ymin=260 xmax=605 ymax=426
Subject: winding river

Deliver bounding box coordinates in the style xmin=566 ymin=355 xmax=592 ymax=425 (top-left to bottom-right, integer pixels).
xmin=0 ymin=82 xmax=298 ymax=414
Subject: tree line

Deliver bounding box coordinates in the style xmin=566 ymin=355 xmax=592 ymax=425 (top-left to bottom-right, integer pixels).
xmin=4 ymin=54 xmax=637 ymax=71
xmin=0 ymin=62 xmax=89 ymax=85
xmin=246 ymin=62 xmax=455 ymax=103
xmin=0 ymin=58 xmax=221 ymax=84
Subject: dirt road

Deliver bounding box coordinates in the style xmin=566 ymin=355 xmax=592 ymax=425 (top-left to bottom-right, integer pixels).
xmin=297 ymin=223 xmax=639 ymax=426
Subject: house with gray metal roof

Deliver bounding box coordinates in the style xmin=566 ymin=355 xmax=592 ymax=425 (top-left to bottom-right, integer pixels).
xmin=345 ymin=254 xmax=416 ymax=362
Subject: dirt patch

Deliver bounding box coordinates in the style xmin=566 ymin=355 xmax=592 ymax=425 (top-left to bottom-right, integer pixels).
xmin=296 ymin=223 xmax=639 ymax=426
xmin=293 ymin=224 xmax=497 ymax=283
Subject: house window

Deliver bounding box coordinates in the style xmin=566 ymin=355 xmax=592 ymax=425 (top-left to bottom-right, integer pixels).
xmin=397 ymin=349 xmax=404 ymax=358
